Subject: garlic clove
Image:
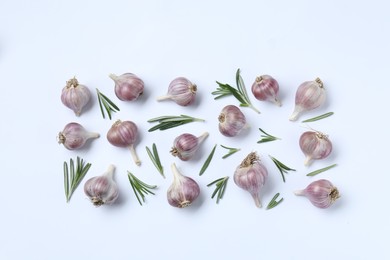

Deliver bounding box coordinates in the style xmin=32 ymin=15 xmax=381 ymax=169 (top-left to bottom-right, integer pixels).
xmin=170 ymin=132 xmax=208 ymax=161
xmin=157 ymin=77 xmax=197 ymax=106
xmin=299 ymin=131 xmax=332 ymax=166
xmin=109 ymin=73 xmax=144 ymax=101
xmin=294 ymin=179 xmax=340 ymax=208
xmin=57 ymin=122 xmax=99 ymax=150
xmin=61 ymin=77 xmax=91 ymax=116
xmin=218 ymin=105 xmax=247 ymax=137
xmin=251 ymin=75 xmax=282 ymax=106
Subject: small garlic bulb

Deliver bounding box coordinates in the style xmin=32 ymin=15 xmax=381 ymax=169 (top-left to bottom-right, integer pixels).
xmin=294 ymin=179 xmax=340 ymax=208
xmin=170 ymin=132 xmax=209 ymax=161
xmin=251 ymin=75 xmax=281 ymax=106
xmin=234 ymin=152 xmax=268 ymax=208
xmin=109 ymin=73 xmax=144 ymax=101
xmin=167 ymin=163 xmax=200 ymax=208
xmin=84 ymin=164 xmax=119 ymax=207
xmin=57 ymin=122 xmax=99 ymax=150
xmin=157 ymin=77 xmax=197 ymax=106
xmin=61 ymin=77 xmax=91 ymax=116
xmin=299 ymin=131 xmax=332 ymax=166
xmin=289 ymin=78 xmax=326 ymax=121
xmin=218 ymin=105 xmax=247 ymax=137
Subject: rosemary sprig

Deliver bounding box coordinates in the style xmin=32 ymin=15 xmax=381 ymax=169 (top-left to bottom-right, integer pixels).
xmin=212 ymin=68 xmax=260 ymax=113
xmin=266 ymin=193 xmax=284 ymax=210
xmin=63 ymin=156 xmax=92 ymax=202
xmin=145 ymin=143 xmax=164 ymax=178
xmin=127 ymin=171 xmax=157 ymax=206
xmin=302 ymin=112 xmax=334 ymax=123
xmin=306 ymin=163 xmax=337 ymax=176
xmin=199 ymin=144 xmax=217 ymax=176
xmin=147 ymin=114 xmax=205 ymax=132
xmin=269 ymin=155 xmax=296 ymax=182
xmin=257 ymin=128 xmax=281 ymax=143
xmin=96 ymin=88 xmax=120 ymax=120
xmin=220 ymin=145 xmax=240 ymax=159
xmin=207 ymin=176 xmax=229 ymax=204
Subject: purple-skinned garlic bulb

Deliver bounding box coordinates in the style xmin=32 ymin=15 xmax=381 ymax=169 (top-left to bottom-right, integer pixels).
xmin=299 ymin=131 xmax=332 ymax=166
xmin=57 ymin=122 xmax=99 ymax=150
xmin=107 ymin=120 xmax=141 ymax=166
xmin=234 ymin=152 xmax=268 ymax=208
xmin=167 ymin=163 xmax=200 ymax=208
xmin=294 ymin=179 xmax=340 ymax=208
xmin=84 ymin=164 xmax=119 ymax=207
xmin=289 ymin=78 xmax=326 ymax=121
xmin=218 ymin=105 xmax=247 ymax=137
xmin=61 ymin=77 xmax=91 ymax=116
xmin=251 ymin=75 xmax=281 ymax=106
xmin=109 ymin=73 xmax=144 ymax=101
xmin=170 ymin=132 xmax=208 ymax=161
xmin=157 ymin=77 xmax=197 ymax=106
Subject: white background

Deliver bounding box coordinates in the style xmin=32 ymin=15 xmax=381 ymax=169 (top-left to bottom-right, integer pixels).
xmin=1 ymin=0 xmax=389 ymax=259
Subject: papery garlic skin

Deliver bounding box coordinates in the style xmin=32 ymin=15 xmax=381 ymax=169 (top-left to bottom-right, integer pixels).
xmin=170 ymin=132 xmax=208 ymax=161
xmin=167 ymin=163 xmax=200 ymax=208
xmin=234 ymin=152 xmax=268 ymax=208
xmin=109 ymin=73 xmax=144 ymax=101
xmin=289 ymin=78 xmax=326 ymax=121
xmin=107 ymin=120 xmax=141 ymax=166
xmin=251 ymin=75 xmax=281 ymax=106
xmin=61 ymin=77 xmax=91 ymax=116
xmin=84 ymin=165 xmax=119 ymax=207
xmin=58 ymin=122 xmax=99 ymax=150
xmin=218 ymin=105 xmax=247 ymax=137
xmin=294 ymin=179 xmax=340 ymax=208
xmin=299 ymin=131 xmax=332 ymax=166
xmin=157 ymin=77 xmax=197 ymax=106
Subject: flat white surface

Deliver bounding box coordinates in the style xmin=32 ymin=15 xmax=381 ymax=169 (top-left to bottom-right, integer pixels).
xmin=1 ymin=0 xmax=389 ymax=259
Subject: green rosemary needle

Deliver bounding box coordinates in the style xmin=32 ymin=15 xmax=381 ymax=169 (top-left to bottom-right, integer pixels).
xmin=207 ymin=176 xmax=229 ymax=204
xmin=63 ymin=156 xmax=92 ymax=202
xmin=212 ymin=68 xmax=260 ymax=114
xmin=147 ymin=114 xmax=205 ymax=132
xmin=302 ymin=112 xmax=334 ymax=123
xmin=127 ymin=171 xmax=157 ymax=206
xmin=257 ymin=128 xmax=281 ymax=143
xmin=146 ymin=143 xmax=164 ymax=178
xmin=220 ymin=145 xmax=240 ymax=159
xmin=269 ymin=155 xmax=296 ymax=183
xmin=199 ymin=144 xmax=217 ymax=176
xmin=266 ymin=193 xmax=284 ymax=210
xmin=96 ymin=88 xmax=120 ymax=120
xmin=307 ymin=163 xmax=337 ymax=176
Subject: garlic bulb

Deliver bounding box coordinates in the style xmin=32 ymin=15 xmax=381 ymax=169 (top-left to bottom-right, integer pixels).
xmin=170 ymin=132 xmax=208 ymax=161
xmin=251 ymin=75 xmax=281 ymax=106
xmin=84 ymin=164 xmax=119 ymax=206
xmin=218 ymin=105 xmax=247 ymax=137
xmin=61 ymin=77 xmax=91 ymax=116
xmin=57 ymin=122 xmax=99 ymax=150
xmin=167 ymin=163 xmax=200 ymax=208
xmin=157 ymin=77 xmax=197 ymax=106
xmin=107 ymin=120 xmax=141 ymax=166
xmin=234 ymin=152 xmax=268 ymax=208
xmin=299 ymin=131 xmax=332 ymax=166
xmin=294 ymin=179 xmax=340 ymax=208
xmin=109 ymin=73 xmax=144 ymax=101
xmin=289 ymin=78 xmax=326 ymax=121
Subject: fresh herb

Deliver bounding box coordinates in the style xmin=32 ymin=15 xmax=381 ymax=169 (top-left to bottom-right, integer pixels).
xmin=220 ymin=145 xmax=240 ymax=159
xmin=96 ymin=88 xmax=120 ymax=120
xmin=302 ymin=112 xmax=334 ymax=123
xmin=199 ymin=144 xmax=217 ymax=176
xmin=146 ymin=143 xmax=164 ymax=178
xmin=212 ymin=68 xmax=260 ymax=114
xmin=147 ymin=114 xmax=205 ymax=132
xmin=266 ymin=193 xmax=284 ymax=210
xmin=127 ymin=171 xmax=157 ymax=206
xmin=269 ymin=155 xmax=296 ymax=182
xmin=207 ymin=176 xmax=229 ymax=204
xmin=257 ymin=128 xmax=281 ymax=143
xmin=307 ymin=163 xmax=337 ymax=176
xmin=63 ymin=156 xmax=91 ymax=202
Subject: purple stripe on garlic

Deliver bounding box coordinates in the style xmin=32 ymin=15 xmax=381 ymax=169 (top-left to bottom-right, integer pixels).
xmin=157 ymin=77 xmax=197 ymax=106
xmin=109 ymin=73 xmax=144 ymax=101
xmin=299 ymin=131 xmax=332 ymax=166
xmin=61 ymin=77 xmax=91 ymax=116
xmin=170 ymin=132 xmax=208 ymax=161
xmin=57 ymin=122 xmax=99 ymax=150
xmin=294 ymin=179 xmax=340 ymax=208
xmin=251 ymin=75 xmax=281 ymax=106
xmin=218 ymin=105 xmax=248 ymax=137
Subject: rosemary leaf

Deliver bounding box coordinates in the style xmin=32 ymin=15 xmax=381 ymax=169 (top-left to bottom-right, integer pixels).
xmin=147 ymin=114 xmax=205 ymax=132
xmin=307 ymin=163 xmax=337 ymax=176
xmin=145 ymin=144 xmax=165 ymax=178
xmin=220 ymin=145 xmax=240 ymax=159
xmin=96 ymin=88 xmax=120 ymax=120
xmin=199 ymin=144 xmax=217 ymax=176
xmin=269 ymin=155 xmax=296 ymax=183
xmin=63 ymin=157 xmax=91 ymax=202
xmin=257 ymin=128 xmax=281 ymax=143
xmin=266 ymin=193 xmax=284 ymax=210
xmin=302 ymin=112 xmax=334 ymax=123
xmin=127 ymin=171 xmax=157 ymax=206
xmin=207 ymin=176 xmax=229 ymax=204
